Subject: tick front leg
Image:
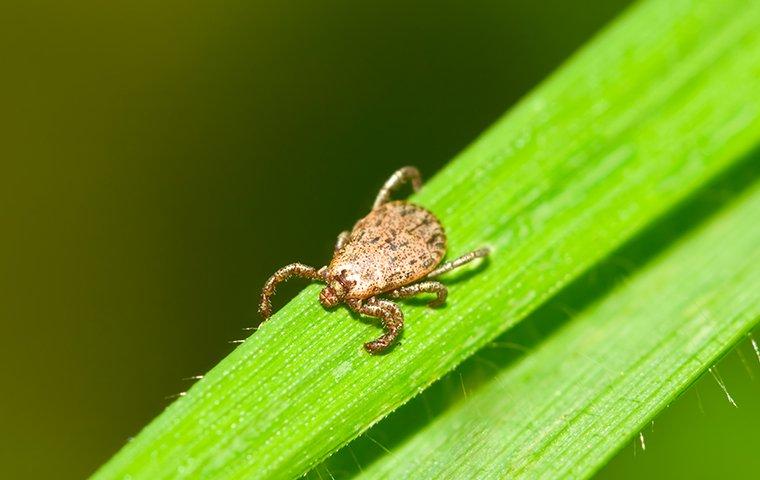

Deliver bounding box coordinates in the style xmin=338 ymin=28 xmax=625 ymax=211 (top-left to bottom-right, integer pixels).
xmin=258 ymin=263 xmax=325 ymax=319
xmin=387 ymin=280 xmax=447 ymax=307
xmin=426 ymin=247 xmax=489 ymax=278
xmin=372 ymin=166 xmax=422 ymax=209
xmin=348 ymin=297 xmax=404 ymax=354
xmin=334 ymin=230 xmax=350 ymax=252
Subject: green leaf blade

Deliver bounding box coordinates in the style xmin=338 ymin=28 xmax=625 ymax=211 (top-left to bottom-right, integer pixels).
xmin=358 ymin=178 xmax=760 ymax=480
xmin=93 ymin=0 xmax=760 ymax=478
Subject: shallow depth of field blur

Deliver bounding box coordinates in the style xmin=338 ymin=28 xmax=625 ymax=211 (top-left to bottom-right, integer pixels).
xmin=1 ymin=1 xmax=758 ymax=478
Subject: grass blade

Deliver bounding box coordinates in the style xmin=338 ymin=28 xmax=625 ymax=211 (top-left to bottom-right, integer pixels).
xmin=354 ymin=175 xmax=760 ymax=480
xmin=93 ymin=0 xmax=760 ymax=478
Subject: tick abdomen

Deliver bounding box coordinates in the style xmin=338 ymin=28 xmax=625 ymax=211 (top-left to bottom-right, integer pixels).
xmin=328 ymin=201 xmax=446 ymax=298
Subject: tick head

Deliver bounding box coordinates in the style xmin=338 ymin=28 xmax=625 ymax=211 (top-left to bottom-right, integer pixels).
xmin=319 ymin=279 xmax=345 ymax=309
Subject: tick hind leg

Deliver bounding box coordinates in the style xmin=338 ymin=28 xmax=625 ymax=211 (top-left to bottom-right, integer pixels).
xmin=387 ymin=281 xmax=447 ymax=307
xmin=426 ymin=247 xmax=490 ymax=278
xmin=334 ymin=230 xmax=350 ymax=252
xmin=348 ymin=297 xmax=404 ymax=354
xmin=258 ymin=263 xmax=325 ymax=319
xmin=373 ymin=166 xmax=422 ymax=209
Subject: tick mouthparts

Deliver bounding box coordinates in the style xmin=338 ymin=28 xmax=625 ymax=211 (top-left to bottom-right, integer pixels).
xmin=319 ymin=286 xmax=340 ymax=308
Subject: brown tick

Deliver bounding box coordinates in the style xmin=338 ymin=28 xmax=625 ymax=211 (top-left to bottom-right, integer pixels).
xmin=258 ymin=166 xmax=489 ymax=354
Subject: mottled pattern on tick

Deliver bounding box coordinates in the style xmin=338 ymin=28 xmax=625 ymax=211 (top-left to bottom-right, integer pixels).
xmin=328 ymin=200 xmax=446 ymax=298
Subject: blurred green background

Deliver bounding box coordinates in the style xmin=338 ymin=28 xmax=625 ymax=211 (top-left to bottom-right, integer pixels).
xmin=2 ymin=1 xmax=758 ymax=478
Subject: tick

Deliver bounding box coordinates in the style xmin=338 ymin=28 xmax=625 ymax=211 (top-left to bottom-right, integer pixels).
xmin=258 ymin=166 xmax=489 ymax=354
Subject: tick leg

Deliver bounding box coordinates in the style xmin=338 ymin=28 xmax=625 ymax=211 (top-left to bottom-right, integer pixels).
xmin=334 ymin=230 xmax=350 ymax=252
xmin=426 ymin=247 xmax=490 ymax=278
xmin=372 ymin=166 xmax=422 ymax=209
xmin=387 ymin=281 xmax=447 ymax=307
xmin=348 ymin=297 xmax=404 ymax=354
xmin=258 ymin=263 xmax=325 ymax=319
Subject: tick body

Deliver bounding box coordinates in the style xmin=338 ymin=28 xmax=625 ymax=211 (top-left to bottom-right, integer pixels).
xmin=258 ymin=166 xmax=488 ymax=354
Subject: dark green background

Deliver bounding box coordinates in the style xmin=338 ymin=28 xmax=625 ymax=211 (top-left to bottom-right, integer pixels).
xmin=1 ymin=1 xmax=757 ymax=478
